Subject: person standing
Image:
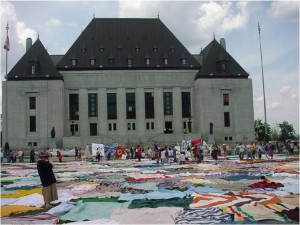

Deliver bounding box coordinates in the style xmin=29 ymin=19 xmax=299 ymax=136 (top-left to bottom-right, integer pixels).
xmin=107 ymin=150 xmax=112 ymax=160
xmin=160 ymin=148 xmax=166 ymax=165
xmin=172 ymin=146 xmax=177 ymax=163
xmin=269 ymin=143 xmax=275 ymax=159
xmin=75 ymin=147 xmax=78 ymax=161
xmin=222 ymin=144 xmax=227 ymax=156
xmin=96 ymin=148 xmax=101 ymax=162
xmin=30 ymin=149 xmax=36 ymax=163
xmin=0 ymin=151 xmax=3 ymax=163
xmin=18 ymin=150 xmax=24 ymax=162
xmin=258 ymin=148 xmax=262 ymax=159
xmin=57 ymin=150 xmax=62 ymax=163
xmin=78 ymin=149 xmax=82 ymax=161
xmin=12 ymin=150 xmax=17 ymax=163
xmin=154 ymin=149 xmax=160 ymax=165
xmin=239 ymin=144 xmax=245 ymax=160
xmin=136 ymin=146 xmax=142 ymax=162
xmin=130 ymin=146 xmax=134 ymax=159
xmin=179 ymin=152 xmax=186 ymax=165
xmin=250 ymin=143 xmax=256 ymax=159
xmin=246 ymin=144 xmax=252 ymax=160
xmin=37 ymin=152 xmax=58 ymax=208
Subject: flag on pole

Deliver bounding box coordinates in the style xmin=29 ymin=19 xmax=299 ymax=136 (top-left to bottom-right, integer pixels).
xmin=4 ymin=35 xmax=10 ymax=51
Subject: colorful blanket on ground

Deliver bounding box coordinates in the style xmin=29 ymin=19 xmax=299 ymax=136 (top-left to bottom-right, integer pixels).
xmin=190 ymin=192 xmax=283 ymax=208
xmin=174 ymin=207 xmax=232 ymax=224
xmin=248 ymin=180 xmax=284 ymax=189
xmin=1 ymin=205 xmax=42 ymax=217
xmin=221 ymin=202 xmax=290 ymax=222
xmin=110 ymin=207 xmax=182 ymax=224
xmin=1 ymin=212 xmax=59 ymax=224
xmin=190 ymin=192 xmax=294 ymax=222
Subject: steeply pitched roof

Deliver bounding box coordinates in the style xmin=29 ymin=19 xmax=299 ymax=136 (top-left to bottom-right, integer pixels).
xmin=195 ymin=38 xmax=249 ymax=79
xmin=7 ymin=39 xmax=63 ymax=81
xmin=57 ymin=18 xmax=200 ymax=70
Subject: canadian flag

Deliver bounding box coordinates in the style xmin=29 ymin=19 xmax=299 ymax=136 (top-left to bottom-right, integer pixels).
xmin=4 ymin=35 xmax=10 ymax=51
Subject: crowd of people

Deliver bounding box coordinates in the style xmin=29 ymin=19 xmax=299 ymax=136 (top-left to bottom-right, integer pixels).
xmin=0 ymin=140 xmax=298 ymax=164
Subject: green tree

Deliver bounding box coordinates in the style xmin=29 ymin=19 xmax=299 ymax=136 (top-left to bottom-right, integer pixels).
xmin=270 ymin=125 xmax=280 ymax=141
xmin=254 ymin=119 xmax=271 ymax=141
xmin=278 ymin=121 xmax=296 ymax=141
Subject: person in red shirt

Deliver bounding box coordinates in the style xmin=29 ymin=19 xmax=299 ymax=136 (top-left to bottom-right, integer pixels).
xmin=222 ymin=144 xmax=227 ymax=157
xmin=194 ymin=146 xmax=202 ymax=163
xmin=154 ymin=149 xmax=161 ymax=165
xmin=136 ymin=146 xmax=142 ymax=162
xmin=57 ymin=150 xmax=62 ymax=163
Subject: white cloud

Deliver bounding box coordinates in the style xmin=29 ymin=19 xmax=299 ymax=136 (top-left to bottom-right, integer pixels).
xmin=45 ymin=18 xmax=62 ymax=26
xmin=45 ymin=18 xmax=77 ymax=27
xmin=267 ymin=1 xmax=299 ymax=22
xmin=279 ymin=85 xmax=299 ymax=101
xmin=195 ymin=1 xmax=250 ymax=39
xmin=15 ymin=21 xmax=37 ymax=46
xmin=268 ymin=101 xmax=280 ymax=110
xmin=226 ymin=1 xmax=249 ymax=30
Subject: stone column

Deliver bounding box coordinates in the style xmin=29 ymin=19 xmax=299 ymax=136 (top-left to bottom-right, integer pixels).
xmin=136 ymin=88 xmax=145 ymax=135
xmin=117 ymin=88 xmax=126 ymax=136
xmin=173 ymin=87 xmax=182 ymax=133
xmin=79 ymin=89 xmax=88 ymax=137
xmin=98 ymin=88 xmax=107 ymax=134
xmin=154 ymin=88 xmax=164 ymax=133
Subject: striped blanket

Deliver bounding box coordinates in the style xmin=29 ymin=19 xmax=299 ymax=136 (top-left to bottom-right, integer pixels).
xmin=175 ymin=207 xmax=232 ymax=224
xmin=1 ymin=212 xmax=59 ymax=224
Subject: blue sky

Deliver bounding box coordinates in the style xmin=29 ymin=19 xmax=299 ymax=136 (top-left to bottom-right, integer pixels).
xmin=1 ymin=0 xmax=299 ymax=133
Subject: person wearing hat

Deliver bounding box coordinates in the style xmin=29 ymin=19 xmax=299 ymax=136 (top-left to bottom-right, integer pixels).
xmin=37 ymin=151 xmax=58 ymax=208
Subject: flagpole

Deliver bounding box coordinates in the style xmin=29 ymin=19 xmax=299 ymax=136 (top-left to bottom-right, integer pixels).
xmin=258 ymin=22 xmax=268 ymax=140
xmin=5 ymin=23 xmax=9 ymax=149
xmin=5 ymin=23 xmax=9 ymax=77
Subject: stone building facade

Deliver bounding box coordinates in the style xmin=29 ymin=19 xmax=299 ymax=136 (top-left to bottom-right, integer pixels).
xmin=2 ymin=18 xmax=255 ymax=150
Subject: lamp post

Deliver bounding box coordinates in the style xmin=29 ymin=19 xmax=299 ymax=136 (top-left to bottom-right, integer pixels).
xmin=258 ymin=22 xmax=268 ymax=140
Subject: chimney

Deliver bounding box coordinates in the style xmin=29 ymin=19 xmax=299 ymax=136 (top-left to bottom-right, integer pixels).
xmin=220 ymin=38 xmax=226 ymax=50
xmin=26 ymin=38 xmax=32 ymax=52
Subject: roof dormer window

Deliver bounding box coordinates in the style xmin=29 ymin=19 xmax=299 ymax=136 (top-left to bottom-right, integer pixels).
xmin=28 ymin=60 xmax=40 ymax=75
xmin=146 ymin=58 xmax=150 ymax=65
xmin=153 ymin=46 xmax=158 ymax=52
xmin=170 ymin=47 xmax=175 ymax=52
xmin=127 ymin=58 xmax=132 ymax=65
xmin=31 ymin=65 xmax=36 ymax=75
xmin=222 ymin=63 xmax=226 ymax=71
xmin=135 ymin=46 xmax=140 ymax=52
xmin=71 ymin=59 xmax=77 ymax=66
xmin=90 ymin=59 xmax=95 ymax=66
xmin=108 ymin=54 xmax=114 ymax=64
xmin=163 ymin=55 xmax=169 ymax=65
xmin=99 ymin=47 xmax=104 ymax=52
xmin=117 ymin=46 xmax=122 ymax=51
xmin=181 ymin=58 xmax=186 ymax=65
xmin=216 ymin=59 xmax=228 ymax=72
xmin=127 ymin=54 xmax=133 ymax=66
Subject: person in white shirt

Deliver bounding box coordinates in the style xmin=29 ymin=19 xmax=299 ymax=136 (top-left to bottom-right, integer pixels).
xmin=179 ymin=152 xmax=186 ymax=165
xmin=0 ymin=151 xmax=3 ymax=163
xmin=239 ymin=144 xmax=245 ymax=160
xmin=160 ymin=148 xmax=166 ymax=165
xmin=18 ymin=150 xmax=24 ymax=162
